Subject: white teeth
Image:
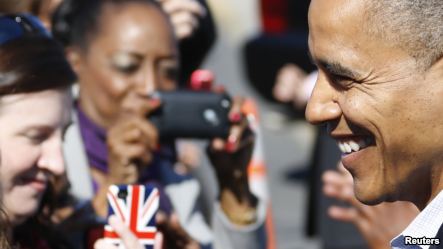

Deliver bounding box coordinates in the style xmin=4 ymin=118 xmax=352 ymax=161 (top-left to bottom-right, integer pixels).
xmin=337 ymin=138 xmax=371 ymax=154
xmin=344 ymin=143 xmax=352 ymax=153
xmin=349 ymin=141 xmax=360 ymax=152
xmin=338 ymin=143 xmax=346 ymax=153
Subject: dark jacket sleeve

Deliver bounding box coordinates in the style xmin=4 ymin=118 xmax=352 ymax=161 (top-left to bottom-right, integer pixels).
xmin=178 ymin=0 xmax=217 ymax=86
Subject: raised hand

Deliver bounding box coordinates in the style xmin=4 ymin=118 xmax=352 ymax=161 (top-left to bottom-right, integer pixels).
xmin=207 ymin=96 xmax=258 ymax=225
xmin=157 ymin=0 xmax=207 ymax=40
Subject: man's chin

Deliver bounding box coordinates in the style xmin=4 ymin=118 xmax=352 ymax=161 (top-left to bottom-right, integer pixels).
xmin=354 ymin=185 xmax=387 ymax=206
xmin=355 ymin=194 xmax=384 ymax=206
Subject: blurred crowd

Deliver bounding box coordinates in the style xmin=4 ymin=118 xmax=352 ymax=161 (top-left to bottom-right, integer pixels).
xmin=0 ymin=0 xmax=441 ymax=249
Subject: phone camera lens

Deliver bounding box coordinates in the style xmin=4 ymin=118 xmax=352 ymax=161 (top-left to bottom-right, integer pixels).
xmin=118 ymin=189 xmax=128 ymax=199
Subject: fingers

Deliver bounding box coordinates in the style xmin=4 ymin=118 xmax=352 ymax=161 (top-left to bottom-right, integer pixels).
xmin=225 ymin=121 xmax=246 ymax=152
xmin=210 ymin=114 xmax=250 ymax=153
xmin=322 ymin=170 xmax=361 ymax=207
xmin=109 ymin=117 xmax=159 ymax=154
xmin=108 ymin=215 xmax=144 ymax=249
xmin=94 ymin=216 xmax=144 ymax=249
xmin=228 ymin=96 xmax=244 ymax=123
xmin=218 ymin=96 xmax=246 ymax=151
xmin=159 ymin=0 xmax=206 ymax=40
xmin=273 ymin=64 xmax=307 ymax=102
xmin=161 ymin=0 xmax=206 ymax=17
xmin=94 ymin=239 xmax=118 ymax=249
xmin=124 ymin=118 xmax=159 ymax=150
xmin=170 ymin=11 xmax=199 ymax=39
xmin=107 ymin=116 xmax=159 ymax=183
xmin=211 ymin=96 xmax=253 ymax=153
xmin=328 ymin=205 xmax=359 ymax=223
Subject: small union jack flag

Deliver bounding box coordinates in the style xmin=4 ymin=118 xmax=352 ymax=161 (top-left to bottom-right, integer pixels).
xmin=104 ymin=185 xmax=159 ymax=249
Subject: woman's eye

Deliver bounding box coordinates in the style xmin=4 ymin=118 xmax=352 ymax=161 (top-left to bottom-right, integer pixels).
xmin=110 ymin=53 xmax=142 ymax=75
xmin=25 ymin=132 xmax=49 ymax=144
xmin=164 ymin=67 xmax=179 ymax=80
xmin=115 ymin=64 xmax=140 ymax=74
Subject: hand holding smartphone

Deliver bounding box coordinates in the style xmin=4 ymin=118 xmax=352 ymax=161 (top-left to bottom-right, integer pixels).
xmin=149 ymin=90 xmax=232 ymax=139
xmin=104 ymin=185 xmax=160 ymax=249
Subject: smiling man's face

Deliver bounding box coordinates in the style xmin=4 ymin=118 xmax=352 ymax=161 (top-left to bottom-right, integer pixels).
xmin=306 ymin=0 xmax=443 ymax=207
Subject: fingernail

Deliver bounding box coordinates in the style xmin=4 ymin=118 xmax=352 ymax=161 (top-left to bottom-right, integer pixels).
xmin=229 ymin=112 xmax=242 ymax=123
xmin=149 ymin=98 xmax=161 ymax=107
xmin=228 ymin=134 xmax=238 ymax=143
xmin=225 ymin=135 xmax=237 ymax=152
xmin=225 ymin=142 xmax=235 ymax=153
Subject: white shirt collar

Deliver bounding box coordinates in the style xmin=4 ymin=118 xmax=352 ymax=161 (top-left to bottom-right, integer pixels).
xmin=391 ymin=190 xmax=443 ymax=249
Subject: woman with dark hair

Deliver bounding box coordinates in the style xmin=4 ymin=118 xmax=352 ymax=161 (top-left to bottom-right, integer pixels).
xmin=52 ymin=0 xmax=267 ymax=248
xmin=0 ymin=14 xmax=76 ymax=248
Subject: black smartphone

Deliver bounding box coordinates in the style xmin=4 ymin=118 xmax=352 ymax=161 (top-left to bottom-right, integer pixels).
xmin=149 ymin=90 xmax=232 ymax=139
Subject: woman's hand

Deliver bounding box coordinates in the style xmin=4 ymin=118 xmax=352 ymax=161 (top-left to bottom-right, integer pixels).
xmin=207 ymin=96 xmax=258 ymax=225
xmin=157 ymin=0 xmax=207 ymax=40
xmin=94 ymin=213 xmax=200 ymax=249
xmin=106 ymin=116 xmax=159 ymax=185
xmin=273 ymin=64 xmax=307 ymax=105
xmin=92 ymin=99 xmax=161 ymax=217
xmin=323 ymin=162 xmax=419 ymax=249
xmin=106 ymin=98 xmax=161 ymax=184
xmin=94 ymin=215 xmax=145 ymax=249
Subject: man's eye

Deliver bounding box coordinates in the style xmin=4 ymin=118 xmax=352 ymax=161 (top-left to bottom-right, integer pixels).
xmin=330 ymin=74 xmax=354 ymax=88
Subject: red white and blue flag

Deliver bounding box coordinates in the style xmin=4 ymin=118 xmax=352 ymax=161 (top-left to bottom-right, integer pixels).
xmin=104 ymin=185 xmax=159 ymax=249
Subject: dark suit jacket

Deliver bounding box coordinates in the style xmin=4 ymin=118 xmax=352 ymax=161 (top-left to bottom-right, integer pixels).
xmin=430 ymin=224 xmax=443 ymax=249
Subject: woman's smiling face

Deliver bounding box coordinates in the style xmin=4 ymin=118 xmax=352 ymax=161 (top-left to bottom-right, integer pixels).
xmin=0 ymin=89 xmax=71 ymax=225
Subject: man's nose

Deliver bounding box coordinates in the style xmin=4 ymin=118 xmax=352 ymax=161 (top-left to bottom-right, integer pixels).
xmin=37 ymin=138 xmax=65 ymax=176
xmin=305 ymin=74 xmax=342 ymax=125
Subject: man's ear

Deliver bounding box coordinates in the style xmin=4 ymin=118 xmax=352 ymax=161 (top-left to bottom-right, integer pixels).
xmin=65 ymin=47 xmax=83 ymax=75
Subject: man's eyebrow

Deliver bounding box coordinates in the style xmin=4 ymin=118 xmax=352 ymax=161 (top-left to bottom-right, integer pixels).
xmin=318 ymin=59 xmax=362 ymax=79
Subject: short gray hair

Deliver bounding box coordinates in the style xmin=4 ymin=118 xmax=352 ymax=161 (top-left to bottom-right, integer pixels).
xmin=365 ymin=0 xmax=443 ymax=69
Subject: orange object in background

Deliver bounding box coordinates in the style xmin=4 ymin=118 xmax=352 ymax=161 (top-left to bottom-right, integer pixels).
xmin=243 ymin=98 xmax=277 ymax=249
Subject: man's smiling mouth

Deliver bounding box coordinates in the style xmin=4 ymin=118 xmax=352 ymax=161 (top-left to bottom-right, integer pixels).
xmin=336 ymin=136 xmax=375 ymax=155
